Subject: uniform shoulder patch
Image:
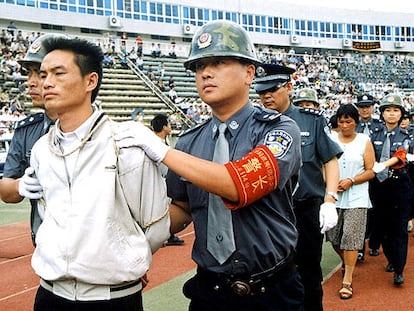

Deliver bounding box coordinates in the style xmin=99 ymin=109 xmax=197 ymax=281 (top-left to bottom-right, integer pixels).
xmin=253 ymin=107 xmax=281 ymax=123
xmin=15 ymin=113 xmax=44 ymax=130
xmin=299 ymin=107 xmax=324 ymax=117
xmin=264 ymin=129 xmax=293 ymax=159
xmin=398 ymin=127 xmax=410 ymax=136
xmin=178 ymin=118 xmax=211 ymax=137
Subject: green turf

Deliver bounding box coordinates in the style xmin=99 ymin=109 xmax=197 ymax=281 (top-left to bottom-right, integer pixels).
xmin=0 ymin=199 xmax=31 ymax=226
xmin=143 ymin=270 xmax=193 ymax=310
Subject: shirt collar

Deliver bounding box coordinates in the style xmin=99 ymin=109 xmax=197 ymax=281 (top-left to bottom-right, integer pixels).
xmin=211 ymin=102 xmax=254 ymax=138
xmin=56 ymin=108 xmax=102 ymax=142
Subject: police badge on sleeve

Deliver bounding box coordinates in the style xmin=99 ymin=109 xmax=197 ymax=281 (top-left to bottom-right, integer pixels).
xmin=264 ymin=130 xmax=293 ymax=159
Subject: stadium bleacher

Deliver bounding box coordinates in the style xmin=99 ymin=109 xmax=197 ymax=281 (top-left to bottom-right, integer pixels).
xmin=2 ymin=30 xmax=414 ymax=131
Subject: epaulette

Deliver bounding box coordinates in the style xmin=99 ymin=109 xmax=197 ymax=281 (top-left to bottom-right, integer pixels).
xmin=253 ymin=107 xmax=281 ymax=123
xmin=14 ymin=113 xmax=44 ymax=130
xmin=299 ymin=107 xmax=324 ymax=117
xmin=398 ymin=127 xmax=410 ymax=136
xmin=178 ymin=117 xmax=212 ymax=137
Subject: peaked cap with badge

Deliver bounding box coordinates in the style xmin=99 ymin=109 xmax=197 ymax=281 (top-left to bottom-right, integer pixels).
xmin=184 ymin=20 xmax=259 ymax=71
xmin=356 ymin=94 xmax=375 ymax=107
xmin=293 ymin=88 xmax=319 ymax=107
xmin=254 ymin=63 xmax=296 ymax=93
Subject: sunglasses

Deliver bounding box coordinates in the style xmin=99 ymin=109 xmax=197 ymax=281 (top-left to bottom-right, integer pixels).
xmin=256 ymin=82 xmax=288 ymax=95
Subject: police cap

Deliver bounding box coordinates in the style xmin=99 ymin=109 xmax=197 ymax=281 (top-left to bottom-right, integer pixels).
xmin=356 ymin=94 xmax=375 ymax=107
xmin=403 ymin=108 xmax=410 ymax=119
xmin=254 ymin=64 xmax=295 ymax=93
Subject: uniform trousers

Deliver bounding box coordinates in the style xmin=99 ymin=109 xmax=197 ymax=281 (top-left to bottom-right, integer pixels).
xmin=183 ymin=268 xmax=304 ymax=311
xmin=293 ymin=198 xmax=324 ymax=311
xmin=34 ymin=285 xmax=143 ymax=311
xmin=369 ymin=174 xmax=413 ymax=274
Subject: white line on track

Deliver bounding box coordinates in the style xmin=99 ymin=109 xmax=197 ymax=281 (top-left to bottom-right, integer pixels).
xmin=0 ymin=253 xmax=32 ymax=265
xmin=0 ymin=285 xmax=37 ymax=302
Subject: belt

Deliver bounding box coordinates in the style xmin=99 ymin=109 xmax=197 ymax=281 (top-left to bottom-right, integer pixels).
xmin=40 ymin=278 xmax=142 ymax=301
xmin=197 ymin=259 xmax=296 ymax=296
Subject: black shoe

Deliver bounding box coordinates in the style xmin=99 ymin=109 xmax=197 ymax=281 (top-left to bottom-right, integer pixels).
xmin=386 ymin=263 xmax=395 ymax=272
xmin=394 ymin=273 xmax=404 ymax=285
xmin=369 ymin=249 xmax=379 ymax=256
xmin=166 ymin=236 xmax=184 ymax=246
xmin=357 ymin=252 xmax=365 ymax=262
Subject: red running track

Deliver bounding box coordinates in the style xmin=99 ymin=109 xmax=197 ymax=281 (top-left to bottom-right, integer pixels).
xmin=2 ymin=221 xmax=414 ymax=310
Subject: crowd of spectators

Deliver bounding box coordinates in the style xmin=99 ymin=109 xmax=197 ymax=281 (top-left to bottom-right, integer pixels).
xmin=4 ymin=25 xmax=414 ymax=133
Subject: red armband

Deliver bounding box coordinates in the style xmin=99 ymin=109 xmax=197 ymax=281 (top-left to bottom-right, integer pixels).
xmin=391 ymin=148 xmax=406 ymax=169
xmin=223 ymin=145 xmax=279 ymax=210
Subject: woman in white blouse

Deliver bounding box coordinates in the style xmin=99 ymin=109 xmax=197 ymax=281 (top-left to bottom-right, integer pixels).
xmin=326 ymin=104 xmax=376 ymax=300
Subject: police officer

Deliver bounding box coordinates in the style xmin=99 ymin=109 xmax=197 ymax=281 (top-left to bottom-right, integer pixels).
xmin=354 ymin=94 xmax=384 ymax=261
xmin=400 ymin=109 xmax=414 ymax=135
xmin=135 ymin=20 xmax=305 ymax=310
xmin=355 ymin=94 xmax=383 ymax=137
xmin=255 ymin=64 xmax=342 ymax=311
xmin=369 ymin=94 xmax=413 ymax=286
xmin=0 ymin=34 xmax=61 ymax=245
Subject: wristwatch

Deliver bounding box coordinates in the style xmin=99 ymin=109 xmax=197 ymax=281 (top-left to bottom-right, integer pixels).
xmin=326 ymin=191 xmax=338 ymax=201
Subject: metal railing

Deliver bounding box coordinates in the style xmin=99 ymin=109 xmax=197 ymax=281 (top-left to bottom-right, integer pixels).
xmin=116 ymin=51 xmax=195 ymax=130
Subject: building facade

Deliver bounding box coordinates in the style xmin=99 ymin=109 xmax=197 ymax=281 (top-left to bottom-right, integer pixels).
xmin=1 ymin=0 xmax=414 ymax=55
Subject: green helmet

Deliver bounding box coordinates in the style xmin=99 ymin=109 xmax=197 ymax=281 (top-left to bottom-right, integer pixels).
xmin=293 ymin=88 xmax=319 ymax=106
xmin=379 ymin=93 xmax=404 ymax=113
xmin=184 ymin=20 xmax=259 ymax=71
xmin=18 ymin=33 xmax=67 ymax=69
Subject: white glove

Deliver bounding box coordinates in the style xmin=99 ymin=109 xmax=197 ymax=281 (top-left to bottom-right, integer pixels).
xmin=114 ymin=121 xmax=170 ymax=163
xmin=18 ymin=167 xmax=43 ymax=200
xmin=373 ymin=162 xmax=386 ymax=173
xmin=319 ymin=202 xmax=338 ymax=234
xmin=406 ymin=153 xmax=414 ymax=162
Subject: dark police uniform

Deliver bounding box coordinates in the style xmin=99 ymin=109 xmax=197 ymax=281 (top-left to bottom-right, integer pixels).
xmin=3 ymin=112 xmax=54 ymax=245
xmin=356 ymin=117 xmax=384 ymax=257
xmin=368 ymin=127 xmax=413 ymax=276
xmin=356 ymin=118 xmax=383 ymax=137
xmin=284 ymin=105 xmax=343 ymax=311
xmin=355 ymin=94 xmax=382 ymax=137
xmin=167 ymin=103 xmax=304 ymax=310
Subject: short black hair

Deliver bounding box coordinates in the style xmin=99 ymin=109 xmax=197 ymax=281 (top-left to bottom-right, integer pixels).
xmin=329 ymin=114 xmax=338 ymax=129
xmin=336 ymin=104 xmax=359 ymax=124
xmin=43 ymin=37 xmax=103 ymax=102
xmin=151 ymin=114 xmax=169 ymax=133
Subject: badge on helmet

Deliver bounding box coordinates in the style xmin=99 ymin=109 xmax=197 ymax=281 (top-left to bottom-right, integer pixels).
xmin=18 ymin=33 xmax=68 ymax=69
xmin=293 ymin=88 xmax=319 ymax=107
xmin=184 ymin=20 xmax=259 ymax=71
xmin=379 ymin=93 xmax=404 ymax=112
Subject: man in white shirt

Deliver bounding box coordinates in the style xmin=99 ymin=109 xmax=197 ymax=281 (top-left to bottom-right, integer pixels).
xmin=18 ymin=35 xmax=170 ymax=311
